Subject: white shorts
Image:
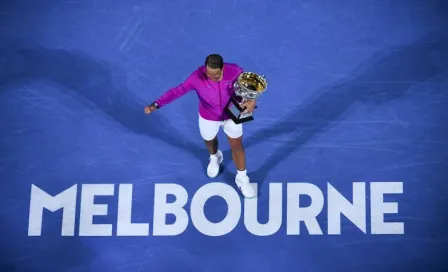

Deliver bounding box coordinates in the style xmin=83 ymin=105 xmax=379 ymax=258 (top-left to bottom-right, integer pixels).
xmin=198 ymin=114 xmax=243 ymax=141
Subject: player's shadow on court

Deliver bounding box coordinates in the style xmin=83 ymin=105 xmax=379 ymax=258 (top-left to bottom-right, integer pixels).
xmin=0 ymin=37 xmax=212 ymax=172
xmin=235 ymin=32 xmax=447 ymax=192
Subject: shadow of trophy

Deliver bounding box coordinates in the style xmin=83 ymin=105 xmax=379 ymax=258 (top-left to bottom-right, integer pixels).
xmin=225 ymin=72 xmax=268 ymax=124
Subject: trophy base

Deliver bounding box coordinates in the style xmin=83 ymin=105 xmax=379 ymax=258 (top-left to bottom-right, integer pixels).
xmin=225 ymin=97 xmax=254 ymax=124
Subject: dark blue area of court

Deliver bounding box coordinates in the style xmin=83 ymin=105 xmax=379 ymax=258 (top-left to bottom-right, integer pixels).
xmin=1 ymin=0 xmax=447 ymax=271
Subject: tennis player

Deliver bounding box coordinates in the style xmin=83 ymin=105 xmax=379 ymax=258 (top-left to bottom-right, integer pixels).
xmin=144 ymin=54 xmax=256 ymax=198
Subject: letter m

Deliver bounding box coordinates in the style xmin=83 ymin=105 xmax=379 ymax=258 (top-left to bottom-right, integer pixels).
xmin=28 ymin=184 xmax=77 ymax=236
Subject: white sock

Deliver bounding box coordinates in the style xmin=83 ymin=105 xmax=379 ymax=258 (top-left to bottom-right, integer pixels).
xmin=237 ymin=169 xmax=247 ymax=177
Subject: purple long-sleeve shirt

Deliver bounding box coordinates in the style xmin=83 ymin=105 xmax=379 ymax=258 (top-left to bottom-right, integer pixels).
xmin=155 ymin=63 xmax=243 ymax=121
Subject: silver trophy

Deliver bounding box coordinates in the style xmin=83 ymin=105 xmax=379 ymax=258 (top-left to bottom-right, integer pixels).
xmin=225 ymin=71 xmax=268 ymax=124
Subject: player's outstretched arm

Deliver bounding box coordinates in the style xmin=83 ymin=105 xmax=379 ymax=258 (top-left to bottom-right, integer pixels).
xmin=144 ymin=71 xmax=196 ymax=114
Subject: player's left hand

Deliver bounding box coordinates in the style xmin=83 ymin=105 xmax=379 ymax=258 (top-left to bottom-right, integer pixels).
xmin=242 ymin=99 xmax=256 ymax=113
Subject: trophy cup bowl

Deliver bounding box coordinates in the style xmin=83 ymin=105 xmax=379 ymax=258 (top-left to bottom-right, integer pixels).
xmin=225 ymin=72 xmax=268 ymax=124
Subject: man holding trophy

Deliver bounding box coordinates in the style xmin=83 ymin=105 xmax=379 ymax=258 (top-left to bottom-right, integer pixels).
xmin=144 ymin=54 xmax=267 ymax=199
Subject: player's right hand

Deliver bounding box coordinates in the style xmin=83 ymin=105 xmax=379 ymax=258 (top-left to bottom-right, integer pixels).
xmin=144 ymin=105 xmax=157 ymax=114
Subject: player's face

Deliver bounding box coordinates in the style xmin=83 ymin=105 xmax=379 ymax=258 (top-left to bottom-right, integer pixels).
xmin=206 ymin=66 xmax=223 ymax=81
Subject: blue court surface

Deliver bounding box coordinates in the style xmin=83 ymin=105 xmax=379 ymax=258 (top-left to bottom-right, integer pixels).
xmin=1 ymin=0 xmax=448 ymax=271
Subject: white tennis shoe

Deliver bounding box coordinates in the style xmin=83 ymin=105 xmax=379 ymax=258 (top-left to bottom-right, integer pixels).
xmin=207 ymin=150 xmax=223 ymax=178
xmin=235 ymin=173 xmax=256 ymax=198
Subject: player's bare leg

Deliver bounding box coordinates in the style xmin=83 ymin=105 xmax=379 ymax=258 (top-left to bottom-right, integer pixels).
xmin=227 ymin=136 xmax=246 ymax=171
xmin=204 ymin=137 xmax=218 ymax=155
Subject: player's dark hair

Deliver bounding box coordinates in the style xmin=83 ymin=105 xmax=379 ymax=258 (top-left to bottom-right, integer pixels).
xmin=205 ymin=54 xmax=224 ymax=69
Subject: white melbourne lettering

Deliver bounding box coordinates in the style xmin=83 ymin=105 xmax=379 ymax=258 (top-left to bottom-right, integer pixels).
xmin=27 ymin=181 xmax=405 ymax=237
